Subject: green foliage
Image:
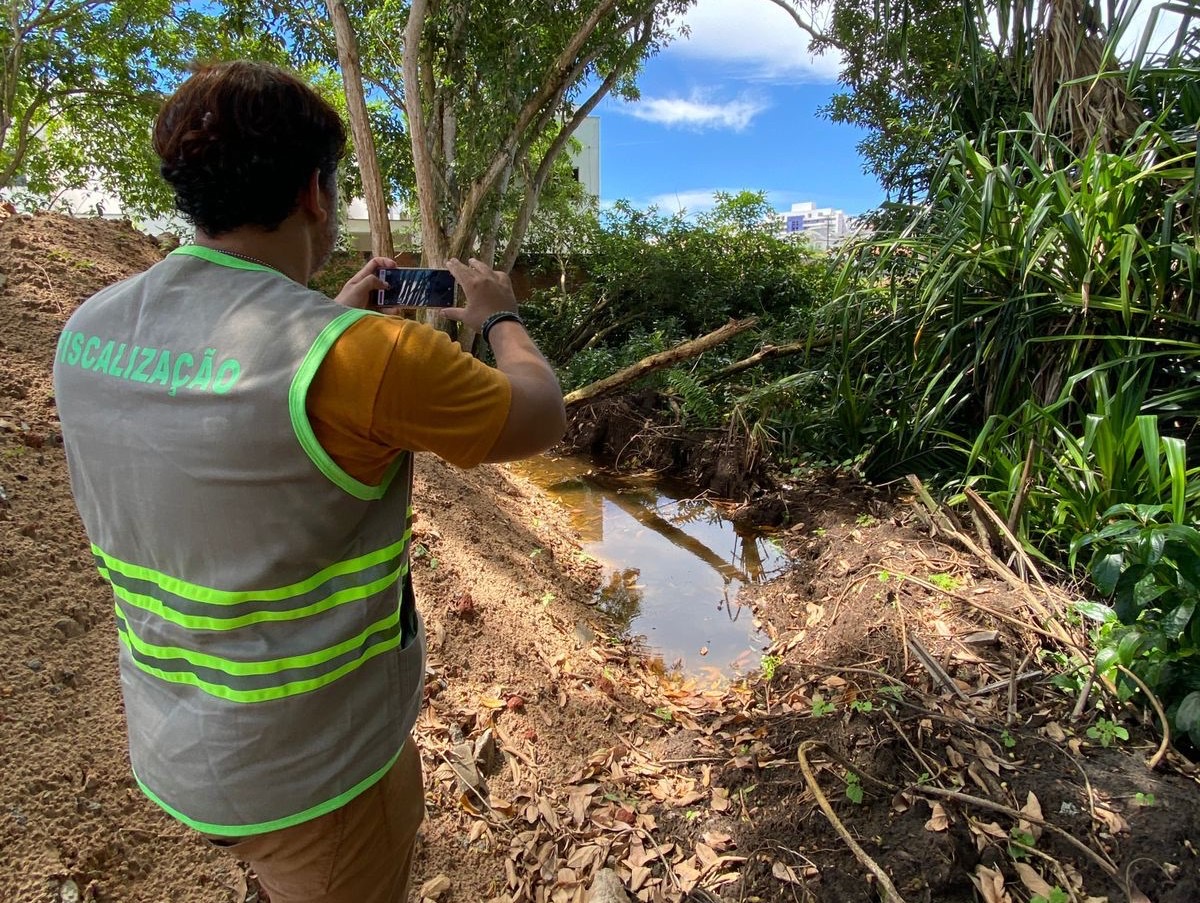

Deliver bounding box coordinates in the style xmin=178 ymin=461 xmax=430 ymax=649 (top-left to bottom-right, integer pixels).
xmin=928 ymin=573 xmax=961 ymax=592
xmin=779 ymin=5 xmax=1200 ymax=754
xmin=1031 ymin=889 xmax=1070 ymax=903
xmin=1135 ymin=792 xmax=1157 ymax=806
xmin=1008 ymin=827 xmax=1037 ymax=860
xmin=523 ymin=192 xmax=829 ymax=372
xmin=3 ymin=0 xmax=180 ymax=209
xmin=1073 ymin=507 xmax=1200 ymax=745
xmin=1086 ymin=718 xmax=1130 ymax=748
xmin=759 ymin=654 xmax=782 ymax=683
xmin=665 ymin=370 xmax=722 ymax=428
xmin=844 ymin=771 xmax=864 ymax=804
xmin=810 ymin=695 xmax=836 ymax=717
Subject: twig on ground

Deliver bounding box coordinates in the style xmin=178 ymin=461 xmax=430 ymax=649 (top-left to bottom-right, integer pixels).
xmin=907 ymin=636 xmax=969 ymax=701
xmin=1071 ymin=672 xmax=1096 ymax=722
xmin=964 ymin=487 xmax=1053 ymax=598
xmin=872 ymin=563 xmax=1059 ymax=648
xmin=969 ymin=670 xmax=1044 ymax=697
xmin=906 ymin=476 xmax=1079 ymax=651
xmin=1006 ymin=837 xmax=1083 ymax=903
xmin=427 ymin=746 xmax=508 ymax=829
xmin=882 ymin=709 xmax=945 ymax=784
xmin=1115 ymin=665 xmax=1171 ymax=770
xmin=796 ymin=741 xmax=909 ymax=903
xmin=1009 ymin=648 xmax=1038 ymax=726
xmin=908 ymin=784 xmax=1119 ymax=878
xmin=1032 ymin=736 xmax=1102 ymax=855
xmin=798 ymin=662 xmax=903 ymax=687
xmin=634 ymin=823 xmax=682 ymax=893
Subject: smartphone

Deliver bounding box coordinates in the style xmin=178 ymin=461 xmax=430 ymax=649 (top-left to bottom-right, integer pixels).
xmin=374 ymin=267 xmax=456 ymax=307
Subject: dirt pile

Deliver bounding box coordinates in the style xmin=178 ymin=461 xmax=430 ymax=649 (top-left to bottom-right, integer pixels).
xmin=2 ymin=213 xmax=1199 ymax=903
xmin=0 ymin=213 xmax=639 ymax=902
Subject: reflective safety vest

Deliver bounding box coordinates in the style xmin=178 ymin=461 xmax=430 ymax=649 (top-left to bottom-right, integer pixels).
xmin=53 ymin=246 xmax=425 ymax=836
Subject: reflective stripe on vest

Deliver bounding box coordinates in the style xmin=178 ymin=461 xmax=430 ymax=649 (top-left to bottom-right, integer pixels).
xmin=96 ymin=514 xmax=413 ymax=703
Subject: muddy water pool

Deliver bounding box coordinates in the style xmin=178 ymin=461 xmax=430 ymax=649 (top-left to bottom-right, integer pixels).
xmin=509 ymin=456 xmax=789 ymax=685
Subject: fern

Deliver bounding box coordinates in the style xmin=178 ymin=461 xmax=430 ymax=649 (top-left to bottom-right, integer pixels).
xmin=666 ymin=370 xmax=722 ymax=428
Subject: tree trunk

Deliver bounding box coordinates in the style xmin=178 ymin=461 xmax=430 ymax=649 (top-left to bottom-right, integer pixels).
xmin=564 ymin=318 xmax=759 ymax=409
xmin=325 ymin=0 xmax=393 ymax=257
xmin=403 ymin=0 xmax=448 ymax=265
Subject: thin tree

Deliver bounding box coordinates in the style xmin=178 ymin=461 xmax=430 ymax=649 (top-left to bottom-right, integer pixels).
xmin=325 ymin=0 xmax=394 ymax=257
xmin=401 ymin=0 xmax=688 ymax=269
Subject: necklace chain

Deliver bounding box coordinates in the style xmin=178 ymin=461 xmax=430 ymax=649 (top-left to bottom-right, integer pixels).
xmin=218 ymin=248 xmax=278 ymax=271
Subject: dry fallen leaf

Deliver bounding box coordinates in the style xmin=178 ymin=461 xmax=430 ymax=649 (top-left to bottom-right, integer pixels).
xmin=419 ymin=874 xmax=452 ymax=901
xmin=1019 ymin=792 xmax=1044 ymax=842
xmin=1013 ymin=862 xmax=1055 ymax=897
xmin=772 ymin=861 xmax=807 ymax=885
xmin=924 ymin=801 xmax=950 ymax=832
xmin=1093 ymin=805 xmax=1130 ymax=835
xmin=971 ymin=864 xmax=1010 ymax=903
xmin=710 ymin=787 xmax=731 ymax=812
xmin=1043 ymin=721 xmax=1067 ymax=742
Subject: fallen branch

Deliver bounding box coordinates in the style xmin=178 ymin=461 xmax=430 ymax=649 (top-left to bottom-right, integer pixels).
xmin=797 ymin=741 xmax=909 ymax=903
xmin=704 ymin=337 xmax=829 ymax=384
xmin=907 ymin=636 xmax=969 ymax=701
xmin=964 ymin=487 xmax=1053 ymax=598
xmin=1116 ymin=664 xmax=1170 ymax=770
xmin=563 ymin=317 xmax=759 ymax=408
xmin=906 ymin=476 xmax=1081 ymax=653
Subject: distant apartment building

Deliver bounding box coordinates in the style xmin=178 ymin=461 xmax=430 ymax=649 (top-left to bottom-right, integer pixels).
xmin=776 ymin=201 xmax=851 ymax=250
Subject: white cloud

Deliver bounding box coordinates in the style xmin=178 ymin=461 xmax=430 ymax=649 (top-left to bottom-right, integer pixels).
xmin=668 ymin=0 xmax=840 ymax=82
xmin=623 ymin=188 xmax=794 ymax=216
xmin=618 ymin=90 xmax=767 ymax=130
xmin=672 ymin=0 xmax=1185 ymax=83
xmin=645 ymin=189 xmax=727 ymax=214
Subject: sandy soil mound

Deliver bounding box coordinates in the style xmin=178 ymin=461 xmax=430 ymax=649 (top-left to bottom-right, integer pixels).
xmin=0 ymin=213 xmax=636 ymax=902
xmin=3 ymin=213 xmax=1198 ymax=903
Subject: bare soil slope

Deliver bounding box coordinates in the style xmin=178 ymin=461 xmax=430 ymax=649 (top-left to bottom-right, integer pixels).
xmin=2 ymin=213 xmax=1198 ymax=903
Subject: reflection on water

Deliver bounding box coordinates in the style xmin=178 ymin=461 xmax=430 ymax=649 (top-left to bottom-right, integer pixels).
xmin=509 ymin=456 xmax=789 ymax=684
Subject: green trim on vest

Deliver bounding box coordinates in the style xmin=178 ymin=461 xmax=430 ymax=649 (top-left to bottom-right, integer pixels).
xmin=92 ymin=524 xmax=412 ymax=605
xmin=169 ymin=245 xmax=282 ymax=275
xmin=133 ymin=744 xmax=405 ymax=836
xmin=114 ymin=604 xmax=403 ymax=678
xmin=288 ymin=308 xmax=408 ymax=500
xmin=102 ymin=561 xmax=408 ymax=631
xmin=116 ymin=617 xmax=405 ymax=703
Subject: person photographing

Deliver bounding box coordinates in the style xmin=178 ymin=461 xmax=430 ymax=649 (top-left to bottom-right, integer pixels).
xmin=53 ymin=59 xmax=565 ymax=903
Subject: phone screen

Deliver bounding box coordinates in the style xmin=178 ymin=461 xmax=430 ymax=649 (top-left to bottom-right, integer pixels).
xmin=374 ymin=268 xmax=456 ymax=307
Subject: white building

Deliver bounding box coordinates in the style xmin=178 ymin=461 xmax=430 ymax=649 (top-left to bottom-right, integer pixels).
xmin=775 ymin=201 xmax=850 ymax=250
xmin=569 ymin=116 xmax=600 ymax=201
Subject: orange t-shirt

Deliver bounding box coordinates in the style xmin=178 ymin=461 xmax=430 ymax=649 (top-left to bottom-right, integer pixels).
xmin=306 ymin=315 xmax=511 ymax=484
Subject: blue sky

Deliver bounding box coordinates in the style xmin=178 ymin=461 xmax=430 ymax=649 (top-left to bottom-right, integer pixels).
xmin=593 ymin=0 xmax=1187 ymax=219
xmin=595 ymin=0 xmax=884 ymax=218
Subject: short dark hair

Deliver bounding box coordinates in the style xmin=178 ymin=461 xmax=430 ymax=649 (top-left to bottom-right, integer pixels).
xmin=153 ymin=61 xmax=347 ymax=236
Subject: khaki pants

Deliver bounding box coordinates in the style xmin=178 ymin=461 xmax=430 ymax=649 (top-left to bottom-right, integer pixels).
xmin=210 ymin=740 xmax=425 ymax=903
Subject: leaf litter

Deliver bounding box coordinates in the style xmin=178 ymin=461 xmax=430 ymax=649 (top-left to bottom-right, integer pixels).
xmin=1 ymin=214 xmax=1199 ymax=903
